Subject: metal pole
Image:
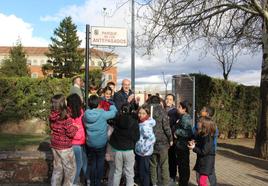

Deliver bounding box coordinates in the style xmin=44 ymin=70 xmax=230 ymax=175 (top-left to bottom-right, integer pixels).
xmin=131 ymin=0 xmax=135 ymax=92
xmin=192 ymin=76 xmax=196 ymax=126
xmin=85 ymin=24 xmax=90 ymax=109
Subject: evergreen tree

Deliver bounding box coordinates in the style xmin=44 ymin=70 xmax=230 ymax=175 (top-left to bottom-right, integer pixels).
xmin=0 ymin=40 xmax=29 ymax=77
xmin=46 ymin=16 xmax=84 ymax=78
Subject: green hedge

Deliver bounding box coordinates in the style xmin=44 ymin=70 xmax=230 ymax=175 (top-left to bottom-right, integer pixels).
xmin=0 ymin=77 xmax=70 ymax=123
xmin=193 ymin=73 xmax=259 ymax=137
xmin=0 ymin=75 xmax=260 ymax=138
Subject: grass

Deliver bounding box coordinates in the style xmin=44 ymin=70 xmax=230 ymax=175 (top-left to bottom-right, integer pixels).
xmin=0 ymin=133 xmax=49 ymax=151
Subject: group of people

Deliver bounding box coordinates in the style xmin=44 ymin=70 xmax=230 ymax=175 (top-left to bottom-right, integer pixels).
xmin=49 ymin=77 xmax=218 ymax=186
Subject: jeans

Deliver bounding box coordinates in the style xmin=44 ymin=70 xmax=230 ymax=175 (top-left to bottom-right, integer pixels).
xmin=113 ymin=150 xmax=135 ymax=186
xmin=73 ymin=145 xmax=89 ymax=184
xmin=137 ymin=155 xmax=150 ymax=186
xmin=87 ymin=146 xmax=106 ymax=186
xmin=51 ymin=148 xmax=76 ymax=186
xmin=208 ymin=168 xmax=217 ymax=186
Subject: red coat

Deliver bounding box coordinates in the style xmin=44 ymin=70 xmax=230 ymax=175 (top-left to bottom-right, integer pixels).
xmin=49 ymin=111 xmax=78 ymax=150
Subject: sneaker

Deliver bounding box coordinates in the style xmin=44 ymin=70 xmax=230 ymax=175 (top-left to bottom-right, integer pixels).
xmin=86 ymin=179 xmax=90 ymax=186
xmin=168 ymin=178 xmax=176 ymax=186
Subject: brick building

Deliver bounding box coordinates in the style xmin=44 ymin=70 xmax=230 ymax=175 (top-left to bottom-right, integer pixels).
xmin=0 ymin=46 xmax=118 ymax=85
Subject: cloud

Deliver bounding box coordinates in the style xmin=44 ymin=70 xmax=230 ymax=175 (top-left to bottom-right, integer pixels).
xmin=1 ymin=0 xmax=261 ymax=89
xmin=0 ymin=13 xmax=49 ymax=46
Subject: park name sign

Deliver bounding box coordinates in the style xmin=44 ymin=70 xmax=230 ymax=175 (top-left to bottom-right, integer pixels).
xmin=91 ymin=26 xmax=128 ymax=47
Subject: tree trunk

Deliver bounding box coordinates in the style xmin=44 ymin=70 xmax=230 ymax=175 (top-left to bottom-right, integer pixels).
xmin=254 ymin=26 xmax=268 ymax=159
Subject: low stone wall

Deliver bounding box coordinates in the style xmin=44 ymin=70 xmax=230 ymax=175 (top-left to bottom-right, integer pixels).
xmin=0 ymin=150 xmax=52 ymax=184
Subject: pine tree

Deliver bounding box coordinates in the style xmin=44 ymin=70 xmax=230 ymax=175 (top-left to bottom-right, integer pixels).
xmin=0 ymin=40 xmax=30 ymax=77
xmin=46 ymin=16 xmax=84 ymax=78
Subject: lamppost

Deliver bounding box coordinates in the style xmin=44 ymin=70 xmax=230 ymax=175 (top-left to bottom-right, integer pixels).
xmin=131 ymin=0 xmax=135 ymax=92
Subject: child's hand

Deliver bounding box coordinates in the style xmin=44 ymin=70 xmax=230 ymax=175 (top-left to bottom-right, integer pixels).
xmin=170 ymin=141 xmax=173 ymax=146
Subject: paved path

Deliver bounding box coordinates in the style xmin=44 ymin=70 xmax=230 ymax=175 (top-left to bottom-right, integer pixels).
xmin=186 ymin=140 xmax=268 ymax=186
xmin=1 ymin=140 xmax=268 ymax=186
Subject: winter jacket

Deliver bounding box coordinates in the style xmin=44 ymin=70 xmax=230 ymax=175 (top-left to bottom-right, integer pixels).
xmin=109 ymin=113 xmax=140 ymax=150
xmin=113 ymin=89 xmax=138 ymax=111
xmin=71 ymin=109 xmax=86 ymax=145
xmin=49 ymin=111 xmax=78 ymax=150
xmin=175 ymin=113 xmax=193 ymax=151
xmin=193 ymin=135 xmax=216 ymax=175
xmin=150 ymin=104 xmax=172 ymax=153
xmin=135 ymin=117 xmax=156 ymax=156
xmin=84 ymin=105 xmax=117 ymax=149
xmin=166 ymin=106 xmax=179 ymax=134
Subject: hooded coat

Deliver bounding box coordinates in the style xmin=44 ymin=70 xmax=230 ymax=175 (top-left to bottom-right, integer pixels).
xmin=49 ymin=111 xmax=78 ymax=150
xmin=135 ymin=117 xmax=156 ymax=156
xmin=84 ymin=105 xmax=117 ymax=149
xmin=150 ymin=104 xmax=172 ymax=153
xmin=109 ymin=112 xmax=140 ymax=150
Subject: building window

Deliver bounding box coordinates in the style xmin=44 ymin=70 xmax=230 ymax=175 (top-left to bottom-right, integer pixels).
xmin=98 ymin=61 xmax=102 ymax=66
xmin=32 ymin=59 xmax=38 ymax=65
xmin=108 ymin=74 xmax=112 ymax=80
xmin=40 ymin=60 xmax=45 ymax=65
xmin=31 ymin=73 xmax=38 ymax=78
xmin=27 ymin=60 xmax=31 ymax=65
xmin=91 ymin=61 xmax=95 ymax=66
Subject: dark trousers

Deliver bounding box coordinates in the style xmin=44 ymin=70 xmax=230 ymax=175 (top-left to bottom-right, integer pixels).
xmin=177 ymin=148 xmax=190 ymax=186
xmin=87 ymin=146 xmax=106 ymax=186
xmin=137 ymin=155 xmax=150 ymax=186
xmin=168 ymin=144 xmax=177 ymax=180
xmin=208 ymin=168 xmax=217 ymax=186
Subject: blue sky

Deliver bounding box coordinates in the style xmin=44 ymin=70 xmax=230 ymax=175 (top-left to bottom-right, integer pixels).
xmin=0 ymin=0 xmax=85 ymax=40
xmin=0 ymin=0 xmax=262 ymax=89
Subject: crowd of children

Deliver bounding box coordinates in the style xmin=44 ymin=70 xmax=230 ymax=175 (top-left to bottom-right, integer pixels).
xmin=49 ymin=79 xmax=218 ymax=186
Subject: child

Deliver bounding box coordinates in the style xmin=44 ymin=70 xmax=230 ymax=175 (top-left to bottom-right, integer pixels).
xmin=135 ymin=105 xmax=156 ymax=186
xmin=146 ymin=95 xmax=172 ymax=186
xmin=193 ymin=106 xmax=218 ymax=186
xmin=109 ymin=103 xmax=140 ymax=186
xmin=66 ymin=94 xmax=89 ymax=186
xmin=99 ymin=86 xmax=115 ymax=186
xmin=84 ymin=95 xmax=117 ymax=186
xmin=174 ymin=100 xmax=193 ymax=186
xmin=49 ymin=94 xmax=78 ymax=186
xmin=88 ymin=85 xmax=98 ymax=97
xmin=188 ymin=117 xmax=216 ymax=186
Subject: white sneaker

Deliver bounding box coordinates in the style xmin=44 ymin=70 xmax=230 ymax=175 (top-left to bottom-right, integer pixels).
xmin=86 ymin=179 xmax=90 ymax=186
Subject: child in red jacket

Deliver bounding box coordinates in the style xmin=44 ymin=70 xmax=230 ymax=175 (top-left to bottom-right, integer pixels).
xmin=50 ymin=94 xmax=78 ymax=186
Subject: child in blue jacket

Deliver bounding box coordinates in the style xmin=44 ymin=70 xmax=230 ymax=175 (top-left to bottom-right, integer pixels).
xmin=84 ymin=95 xmax=117 ymax=186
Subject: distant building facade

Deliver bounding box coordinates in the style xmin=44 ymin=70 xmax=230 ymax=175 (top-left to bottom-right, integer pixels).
xmin=0 ymin=46 xmax=117 ymax=85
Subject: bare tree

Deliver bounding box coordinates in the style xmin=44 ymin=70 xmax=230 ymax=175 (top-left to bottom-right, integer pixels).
xmin=162 ymin=71 xmax=170 ymax=96
xmin=138 ymin=0 xmax=268 ymax=159
xmin=209 ymin=38 xmax=239 ymax=80
xmin=91 ymin=48 xmax=118 ymax=72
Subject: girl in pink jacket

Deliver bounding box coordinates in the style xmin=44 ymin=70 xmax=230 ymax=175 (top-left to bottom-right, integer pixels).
xmin=67 ymin=93 xmax=89 ymax=186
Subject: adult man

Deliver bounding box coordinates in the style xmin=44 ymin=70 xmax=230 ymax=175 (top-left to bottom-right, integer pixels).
xmin=113 ymin=79 xmax=138 ymax=111
xmin=69 ymin=76 xmax=83 ymax=102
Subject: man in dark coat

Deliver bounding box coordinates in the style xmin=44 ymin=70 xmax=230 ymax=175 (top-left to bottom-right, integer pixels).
xmin=113 ymin=79 xmax=139 ymax=111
